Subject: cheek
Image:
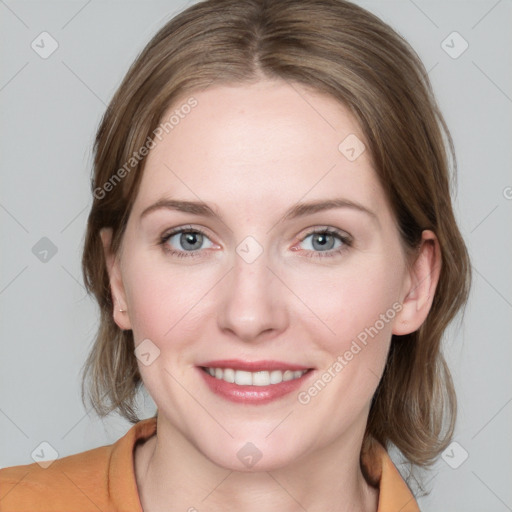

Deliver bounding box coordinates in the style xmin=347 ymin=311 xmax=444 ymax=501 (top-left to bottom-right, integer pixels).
xmin=122 ymin=251 xmax=216 ymax=344
xmin=294 ymin=254 xmax=404 ymax=353
xmin=125 ymin=268 xmax=169 ymax=341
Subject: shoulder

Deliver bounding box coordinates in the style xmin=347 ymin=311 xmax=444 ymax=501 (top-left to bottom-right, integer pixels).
xmin=0 ymin=417 xmax=156 ymax=512
xmin=0 ymin=444 xmax=114 ymax=511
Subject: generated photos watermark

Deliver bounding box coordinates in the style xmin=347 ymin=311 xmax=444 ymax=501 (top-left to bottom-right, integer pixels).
xmin=93 ymin=97 xmax=198 ymax=200
xmin=297 ymin=301 xmax=403 ymax=405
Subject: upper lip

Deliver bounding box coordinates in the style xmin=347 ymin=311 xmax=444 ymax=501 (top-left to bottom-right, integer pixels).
xmin=199 ymin=359 xmax=312 ymax=372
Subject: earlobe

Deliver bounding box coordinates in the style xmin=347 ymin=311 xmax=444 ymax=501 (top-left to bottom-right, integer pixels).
xmin=392 ymin=230 xmax=441 ymax=336
xmin=100 ymin=228 xmax=132 ymax=331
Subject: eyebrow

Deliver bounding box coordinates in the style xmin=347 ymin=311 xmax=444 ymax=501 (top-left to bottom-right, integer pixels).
xmin=140 ymin=197 xmax=377 ymax=223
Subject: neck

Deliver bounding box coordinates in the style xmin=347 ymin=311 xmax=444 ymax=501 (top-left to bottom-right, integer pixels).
xmin=135 ymin=414 xmax=379 ymax=512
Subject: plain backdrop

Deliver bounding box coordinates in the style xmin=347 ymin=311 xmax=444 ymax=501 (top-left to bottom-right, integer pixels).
xmin=1 ymin=1 xmax=511 ymax=510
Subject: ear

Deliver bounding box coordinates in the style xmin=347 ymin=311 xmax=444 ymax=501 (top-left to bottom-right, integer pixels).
xmin=100 ymin=228 xmax=132 ymax=331
xmin=393 ymin=230 xmax=441 ymax=336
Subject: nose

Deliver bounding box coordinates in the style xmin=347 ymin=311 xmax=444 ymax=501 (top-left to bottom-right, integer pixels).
xmin=216 ymin=247 xmax=289 ymax=343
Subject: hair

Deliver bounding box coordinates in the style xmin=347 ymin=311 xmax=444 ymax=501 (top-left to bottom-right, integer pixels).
xmin=81 ymin=0 xmax=471 ymax=481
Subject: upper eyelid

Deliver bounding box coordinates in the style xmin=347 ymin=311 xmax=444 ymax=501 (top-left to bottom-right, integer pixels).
xmin=301 ymin=226 xmax=351 ymax=239
xmin=162 ymin=224 xmax=212 ymax=238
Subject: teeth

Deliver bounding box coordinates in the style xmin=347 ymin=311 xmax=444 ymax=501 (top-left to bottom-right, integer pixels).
xmin=223 ymin=368 xmax=235 ymax=383
xmin=235 ymin=370 xmax=252 ymax=386
xmin=204 ymin=367 xmax=307 ymax=386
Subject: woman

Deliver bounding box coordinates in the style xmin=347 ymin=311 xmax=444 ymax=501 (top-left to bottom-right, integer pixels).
xmin=0 ymin=0 xmax=471 ymax=510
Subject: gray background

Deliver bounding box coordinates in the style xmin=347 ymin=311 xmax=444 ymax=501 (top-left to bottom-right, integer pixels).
xmin=1 ymin=1 xmax=511 ymax=510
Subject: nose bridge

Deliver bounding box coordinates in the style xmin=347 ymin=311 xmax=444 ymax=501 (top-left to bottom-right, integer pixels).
xmin=216 ymin=234 xmax=288 ymax=341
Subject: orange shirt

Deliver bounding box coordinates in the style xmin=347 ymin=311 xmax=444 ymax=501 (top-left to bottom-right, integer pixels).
xmin=0 ymin=417 xmax=419 ymax=511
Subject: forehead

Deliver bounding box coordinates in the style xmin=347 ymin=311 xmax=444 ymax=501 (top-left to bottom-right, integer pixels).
xmin=132 ymin=80 xmax=387 ymax=218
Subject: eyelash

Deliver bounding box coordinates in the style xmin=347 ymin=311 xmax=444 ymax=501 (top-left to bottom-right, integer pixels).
xmin=159 ymin=226 xmax=353 ymax=260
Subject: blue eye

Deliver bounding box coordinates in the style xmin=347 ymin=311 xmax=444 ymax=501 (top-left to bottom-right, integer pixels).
xmin=298 ymin=229 xmax=352 ymax=258
xmin=160 ymin=227 xmax=214 ymax=258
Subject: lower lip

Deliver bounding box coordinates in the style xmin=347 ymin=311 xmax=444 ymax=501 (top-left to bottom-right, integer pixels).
xmin=197 ymin=367 xmax=314 ymax=404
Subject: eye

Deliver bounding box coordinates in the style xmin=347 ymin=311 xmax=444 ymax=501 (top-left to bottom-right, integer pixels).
xmin=296 ymin=228 xmax=352 ymax=258
xmin=160 ymin=226 xmax=215 ymax=258
xmin=159 ymin=226 xmax=352 ymax=260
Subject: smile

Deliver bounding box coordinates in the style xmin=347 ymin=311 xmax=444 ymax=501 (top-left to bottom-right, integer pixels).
xmin=201 ymin=367 xmax=308 ymax=386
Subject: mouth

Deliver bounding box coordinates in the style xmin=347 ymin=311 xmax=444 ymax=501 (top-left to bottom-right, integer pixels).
xmin=197 ymin=359 xmax=315 ymax=404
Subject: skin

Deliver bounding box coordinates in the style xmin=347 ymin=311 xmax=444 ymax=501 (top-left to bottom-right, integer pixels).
xmin=101 ymin=79 xmax=441 ymax=512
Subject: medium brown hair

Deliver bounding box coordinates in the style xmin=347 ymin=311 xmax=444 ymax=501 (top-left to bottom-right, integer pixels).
xmin=81 ymin=0 xmax=471 ymax=475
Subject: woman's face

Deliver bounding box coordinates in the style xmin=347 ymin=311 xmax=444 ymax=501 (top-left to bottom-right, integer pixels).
xmin=106 ymin=79 xmax=423 ymax=471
